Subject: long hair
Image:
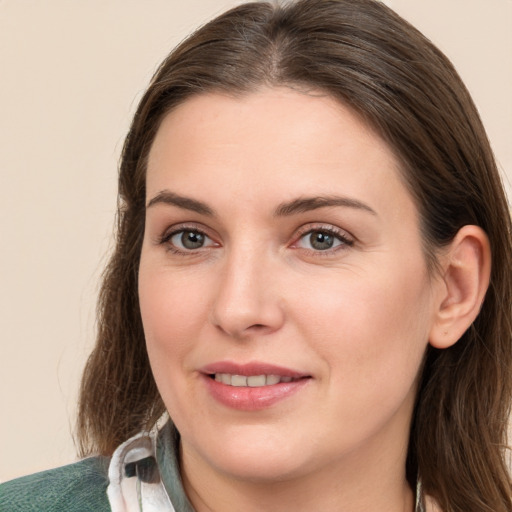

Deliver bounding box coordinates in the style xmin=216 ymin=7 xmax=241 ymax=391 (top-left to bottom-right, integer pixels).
xmin=77 ymin=1 xmax=512 ymax=510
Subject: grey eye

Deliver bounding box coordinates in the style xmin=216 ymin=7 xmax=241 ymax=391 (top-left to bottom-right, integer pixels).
xmin=297 ymin=230 xmax=348 ymax=251
xmin=171 ymin=230 xmax=208 ymax=250
xmin=308 ymin=231 xmax=336 ymax=250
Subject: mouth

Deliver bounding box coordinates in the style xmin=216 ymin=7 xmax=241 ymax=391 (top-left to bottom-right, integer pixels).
xmin=200 ymin=362 xmax=311 ymax=410
xmin=210 ymin=373 xmax=299 ymax=387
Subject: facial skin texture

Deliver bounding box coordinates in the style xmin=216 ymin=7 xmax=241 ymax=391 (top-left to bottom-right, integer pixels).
xmin=139 ymin=88 xmax=445 ymax=512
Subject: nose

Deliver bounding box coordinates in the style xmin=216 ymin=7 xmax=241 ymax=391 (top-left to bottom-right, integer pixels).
xmin=209 ymin=248 xmax=285 ymax=339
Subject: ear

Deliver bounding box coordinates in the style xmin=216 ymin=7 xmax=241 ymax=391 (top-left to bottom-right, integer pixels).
xmin=429 ymin=225 xmax=491 ymax=349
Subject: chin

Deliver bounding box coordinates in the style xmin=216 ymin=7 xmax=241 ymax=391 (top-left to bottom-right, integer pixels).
xmin=183 ymin=425 xmax=314 ymax=483
xmin=213 ymin=451 xmax=309 ymax=483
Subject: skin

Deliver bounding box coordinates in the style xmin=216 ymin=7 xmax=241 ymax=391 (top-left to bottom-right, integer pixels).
xmin=138 ymin=88 xmax=448 ymax=512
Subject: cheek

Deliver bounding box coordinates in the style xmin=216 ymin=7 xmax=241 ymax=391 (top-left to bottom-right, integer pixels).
xmin=292 ymin=262 xmax=432 ymax=391
xmin=138 ymin=264 xmax=209 ymax=368
xmin=138 ymin=265 xmax=212 ymax=426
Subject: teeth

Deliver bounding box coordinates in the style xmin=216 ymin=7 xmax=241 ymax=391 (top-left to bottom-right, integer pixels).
xmin=213 ymin=374 xmax=296 ymax=387
xmin=266 ymin=375 xmax=280 ymax=385
xmin=247 ymin=375 xmax=266 ymax=387
xmin=231 ymin=375 xmax=247 ymax=387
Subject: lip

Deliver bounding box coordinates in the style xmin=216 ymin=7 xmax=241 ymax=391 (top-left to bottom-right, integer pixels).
xmin=201 ymin=361 xmax=308 ymax=378
xmin=199 ymin=361 xmax=311 ymax=411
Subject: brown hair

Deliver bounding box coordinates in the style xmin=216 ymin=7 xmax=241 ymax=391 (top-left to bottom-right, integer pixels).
xmin=77 ymin=1 xmax=512 ymax=510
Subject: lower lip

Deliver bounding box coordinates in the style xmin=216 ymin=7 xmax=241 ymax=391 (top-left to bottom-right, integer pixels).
xmin=202 ymin=375 xmax=310 ymax=411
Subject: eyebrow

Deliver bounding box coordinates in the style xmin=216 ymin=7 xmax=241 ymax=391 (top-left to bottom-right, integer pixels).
xmin=274 ymin=196 xmax=377 ymax=217
xmin=146 ymin=190 xmax=377 ymax=218
xmin=146 ymin=190 xmax=215 ymax=216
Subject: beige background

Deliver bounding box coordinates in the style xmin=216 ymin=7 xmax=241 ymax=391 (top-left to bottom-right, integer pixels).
xmin=1 ymin=0 xmax=510 ymax=482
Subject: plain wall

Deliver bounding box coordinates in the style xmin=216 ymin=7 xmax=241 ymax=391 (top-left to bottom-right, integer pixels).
xmin=1 ymin=0 xmax=510 ymax=482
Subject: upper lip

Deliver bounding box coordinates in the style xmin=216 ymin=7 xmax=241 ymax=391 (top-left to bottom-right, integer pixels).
xmin=200 ymin=361 xmax=309 ymax=378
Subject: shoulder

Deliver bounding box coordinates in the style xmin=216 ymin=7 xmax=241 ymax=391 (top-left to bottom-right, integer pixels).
xmin=0 ymin=456 xmax=111 ymax=512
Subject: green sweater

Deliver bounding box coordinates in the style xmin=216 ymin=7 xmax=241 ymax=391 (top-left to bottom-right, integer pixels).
xmin=0 ymin=421 xmax=195 ymax=512
xmin=0 ymin=457 xmax=111 ymax=512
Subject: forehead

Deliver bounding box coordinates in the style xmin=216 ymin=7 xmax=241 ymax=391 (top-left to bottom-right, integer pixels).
xmin=146 ymin=87 xmax=413 ymax=218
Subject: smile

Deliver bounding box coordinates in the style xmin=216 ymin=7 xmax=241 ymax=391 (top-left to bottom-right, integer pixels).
xmin=212 ymin=374 xmax=295 ymax=387
xmin=200 ymin=362 xmax=311 ymax=410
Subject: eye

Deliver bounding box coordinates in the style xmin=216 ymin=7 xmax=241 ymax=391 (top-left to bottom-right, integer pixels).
xmin=295 ymin=228 xmax=353 ymax=251
xmin=163 ymin=228 xmax=217 ymax=251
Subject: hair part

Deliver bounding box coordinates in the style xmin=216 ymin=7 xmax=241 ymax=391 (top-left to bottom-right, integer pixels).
xmin=77 ymin=1 xmax=512 ymax=510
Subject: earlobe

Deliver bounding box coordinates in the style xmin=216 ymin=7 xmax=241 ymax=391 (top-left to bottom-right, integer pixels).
xmin=429 ymin=225 xmax=491 ymax=349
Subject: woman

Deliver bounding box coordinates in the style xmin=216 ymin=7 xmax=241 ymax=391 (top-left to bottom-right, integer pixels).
xmin=2 ymin=0 xmax=511 ymax=510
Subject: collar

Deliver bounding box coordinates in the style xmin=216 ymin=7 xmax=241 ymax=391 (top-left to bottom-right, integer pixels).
xmin=107 ymin=413 xmax=193 ymax=512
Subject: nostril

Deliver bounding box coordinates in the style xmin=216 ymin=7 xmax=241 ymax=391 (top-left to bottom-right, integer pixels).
xmin=210 ymin=294 xmax=285 ymax=338
xmin=244 ymin=323 xmax=269 ymax=334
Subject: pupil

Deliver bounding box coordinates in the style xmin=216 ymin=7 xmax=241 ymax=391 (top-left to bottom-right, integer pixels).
xmin=182 ymin=231 xmax=204 ymax=249
xmin=310 ymin=231 xmax=333 ymax=250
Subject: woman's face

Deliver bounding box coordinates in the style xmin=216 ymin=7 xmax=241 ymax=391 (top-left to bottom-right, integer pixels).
xmin=139 ymin=88 xmax=440 ymax=484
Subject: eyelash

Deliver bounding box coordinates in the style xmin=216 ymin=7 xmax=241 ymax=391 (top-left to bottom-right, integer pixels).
xmin=158 ymin=224 xmax=216 ymax=256
xmin=157 ymin=224 xmax=354 ymax=256
xmin=292 ymin=225 xmax=354 ymax=254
